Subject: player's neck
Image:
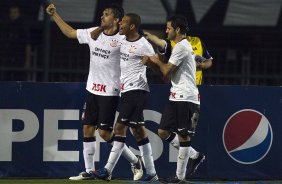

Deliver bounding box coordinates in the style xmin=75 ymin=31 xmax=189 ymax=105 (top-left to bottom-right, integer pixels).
xmin=173 ymin=34 xmax=186 ymax=44
xmin=103 ymin=25 xmax=119 ymax=35
xmin=126 ymin=31 xmax=140 ymax=42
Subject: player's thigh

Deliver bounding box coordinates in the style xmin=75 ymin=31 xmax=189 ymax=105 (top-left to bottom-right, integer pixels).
xmin=117 ymin=90 xmax=142 ymax=125
xmin=177 ymin=102 xmax=199 ymax=136
xmin=130 ymin=90 xmax=149 ymax=124
xmin=159 ymin=101 xmax=177 ymax=132
xmin=83 ymin=92 xmax=99 ymax=126
xmin=97 ymin=95 xmax=119 ymax=130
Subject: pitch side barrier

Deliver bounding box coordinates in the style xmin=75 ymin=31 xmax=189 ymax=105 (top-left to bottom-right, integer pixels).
xmin=0 ymin=82 xmax=281 ymax=179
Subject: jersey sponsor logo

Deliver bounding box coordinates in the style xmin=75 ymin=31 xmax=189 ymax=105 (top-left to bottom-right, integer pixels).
xmin=170 ymin=92 xmax=176 ymax=98
xmin=92 ymin=47 xmax=111 ymax=59
xmin=92 ymin=83 xmax=106 ymax=92
xmin=222 ymin=109 xmax=273 ymax=164
xmin=121 ymin=52 xmax=129 ymax=61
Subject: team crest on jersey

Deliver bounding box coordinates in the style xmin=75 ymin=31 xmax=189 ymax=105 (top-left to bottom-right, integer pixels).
xmin=129 ymin=45 xmax=137 ymax=53
xmin=110 ymin=39 xmax=118 ymax=47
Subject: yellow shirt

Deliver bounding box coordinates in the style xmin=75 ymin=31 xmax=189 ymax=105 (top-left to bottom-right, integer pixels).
xmin=171 ymin=36 xmax=204 ymax=85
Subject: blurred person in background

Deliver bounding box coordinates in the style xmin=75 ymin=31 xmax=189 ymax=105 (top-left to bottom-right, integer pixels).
xmin=0 ymin=5 xmax=31 ymax=81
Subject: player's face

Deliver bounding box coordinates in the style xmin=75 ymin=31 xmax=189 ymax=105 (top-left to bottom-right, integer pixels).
xmin=166 ymin=21 xmax=176 ymax=40
xmin=100 ymin=8 xmax=115 ymax=28
xmin=119 ymin=16 xmax=131 ymax=36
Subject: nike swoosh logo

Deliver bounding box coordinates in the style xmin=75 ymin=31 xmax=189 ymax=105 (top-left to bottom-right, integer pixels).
xmin=178 ymin=128 xmax=186 ymax=131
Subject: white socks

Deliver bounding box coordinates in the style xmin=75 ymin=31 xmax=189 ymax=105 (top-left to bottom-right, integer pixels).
xmin=83 ymin=141 xmax=96 ymax=173
xmin=176 ymin=146 xmax=191 ymax=180
xmin=105 ymin=140 xmax=125 ymax=173
xmin=139 ymin=142 xmax=156 ymax=176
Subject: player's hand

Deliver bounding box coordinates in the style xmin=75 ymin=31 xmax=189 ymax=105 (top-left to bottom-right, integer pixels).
xmin=195 ymin=54 xmax=206 ymax=63
xmin=143 ymin=31 xmax=151 ymax=40
xmin=46 ymin=4 xmax=56 ymax=16
xmin=142 ymin=55 xmax=160 ymax=67
xmin=142 ymin=56 xmax=150 ymax=65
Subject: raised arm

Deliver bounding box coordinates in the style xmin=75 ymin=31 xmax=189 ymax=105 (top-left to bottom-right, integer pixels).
xmin=143 ymin=31 xmax=166 ymax=50
xmin=46 ymin=4 xmax=77 ymax=39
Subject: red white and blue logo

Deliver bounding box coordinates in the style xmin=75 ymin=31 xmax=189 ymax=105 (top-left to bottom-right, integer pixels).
xmin=222 ymin=109 xmax=273 ymax=164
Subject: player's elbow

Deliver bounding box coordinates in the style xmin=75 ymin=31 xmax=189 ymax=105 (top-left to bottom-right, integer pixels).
xmin=65 ymin=30 xmax=77 ymax=39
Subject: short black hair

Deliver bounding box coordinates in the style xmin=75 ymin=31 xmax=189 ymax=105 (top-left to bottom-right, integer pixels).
xmin=105 ymin=4 xmax=124 ymax=20
xmin=167 ymin=15 xmax=189 ymax=34
xmin=125 ymin=13 xmax=141 ymax=30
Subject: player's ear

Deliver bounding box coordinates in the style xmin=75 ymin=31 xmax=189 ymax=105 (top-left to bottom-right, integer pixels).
xmin=130 ymin=24 xmax=135 ymax=31
xmin=175 ymin=27 xmax=180 ymax=34
xmin=113 ymin=17 xmax=120 ymax=25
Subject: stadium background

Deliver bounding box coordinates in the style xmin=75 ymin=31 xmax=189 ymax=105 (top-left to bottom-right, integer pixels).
xmin=0 ymin=0 xmax=282 ymax=183
xmin=0 ymin=0 xmax=281 ymax=85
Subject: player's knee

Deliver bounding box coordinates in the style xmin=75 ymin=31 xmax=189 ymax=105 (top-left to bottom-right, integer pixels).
xmin=83 ymin=125 xmax=95 ymax=137
xmin=131 ymin=126 xmax=147 ymax=141
xmin=158 ymin=128 xmax=170 ymax=140
xmin=98 ymin=129 xmax=112 ymax=141
xmin=113 ymin=122 xmax=127 ymax=136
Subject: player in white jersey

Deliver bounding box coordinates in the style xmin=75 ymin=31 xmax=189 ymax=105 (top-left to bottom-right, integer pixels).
xmin=142 ymin=15 xmax=201 ymax=183
xmin=143 ymin=32 xmax=206 ymax=177
xmin=46 ymin=4 xmax=143 ymax=181
xmin=94 ymin=13 xmax=158 ymax=182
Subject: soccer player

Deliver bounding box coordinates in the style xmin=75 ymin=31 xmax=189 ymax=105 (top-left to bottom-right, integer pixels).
xmin=144 ymin=31 xmax=210 ymax=176
xmin=45 ymin=4 xmax=143 ymax=181
xmin=93 ymin=13 xmax=158 ymax=182
xmin=142 ymin=15 xmax=200 ymax=182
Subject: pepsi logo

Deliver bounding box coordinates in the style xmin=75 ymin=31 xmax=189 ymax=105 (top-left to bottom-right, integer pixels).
xmin=222 ymin=109 xmax=273 ymax=164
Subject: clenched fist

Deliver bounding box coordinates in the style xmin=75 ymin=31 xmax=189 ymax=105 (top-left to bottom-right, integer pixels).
xmin=46 ymin=4 xmax=56 ymax=16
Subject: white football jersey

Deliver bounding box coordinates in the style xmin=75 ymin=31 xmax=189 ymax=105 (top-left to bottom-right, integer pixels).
xmin=168 ymin=39 xmax=200 ymax=104
xmin=120 ymin=36 xmax=155 ymax=93
xmin=77 ymin=27 xmax=125 ymax=96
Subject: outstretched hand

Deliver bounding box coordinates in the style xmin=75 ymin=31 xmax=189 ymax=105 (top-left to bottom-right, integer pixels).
xmin=143 ymin=31 xmax=150 ymax=40
xmin=46 ymin=4 xmax=56 ymax=16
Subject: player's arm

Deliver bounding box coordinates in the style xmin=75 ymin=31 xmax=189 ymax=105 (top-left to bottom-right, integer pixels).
xmin=196 ymin=40 xmax=213 ymax=70
xmin=91 ymin=26 xmax=104 ymax=40
xmin=142 ymin=55 xmax=176 ymax=81
xmin=46 ymin=4 xmax=77 ymax=39
xmin=144 ymin=31 xmax=166 ymax=50
xmin=195 ymin=55 xmax=212 ymax=70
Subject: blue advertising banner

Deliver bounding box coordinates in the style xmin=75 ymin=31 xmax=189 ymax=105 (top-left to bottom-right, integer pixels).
xmin=0 ymin=82 xmax=281 ymax=180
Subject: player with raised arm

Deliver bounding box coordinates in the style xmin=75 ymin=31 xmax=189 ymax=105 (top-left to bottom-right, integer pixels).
xmin=142 ymin=15 xmax=200 ymax=183
xmin=46 ymin=3 xmax=143 ymax=181
xmin=93 ymin=13 xmax=158 ymax=182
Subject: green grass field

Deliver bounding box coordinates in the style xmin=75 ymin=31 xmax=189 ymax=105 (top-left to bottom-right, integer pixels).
xmin=0 ymin=179 xmax=129 ymax=184
xmin=0 ymin=179 xmax=282 ymax=184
